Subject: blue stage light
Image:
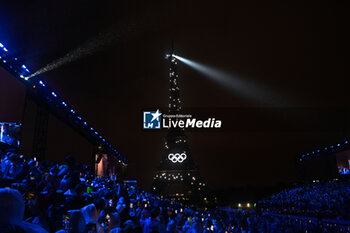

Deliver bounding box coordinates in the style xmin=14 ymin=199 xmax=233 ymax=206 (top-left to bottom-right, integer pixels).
xmin=84 ymin=122 xmax=87 ymax=126
xmin=345 ymin=141 xmax=349 ymax=144
xmin=90 ymin=127 xmax=94 ymax=131
xmin=70 ymin=109 xmax=75 ymax=114
xmin=77 ymin=116 xmax=82 ymax=120
xmin=3 ymin=47 xmax=8 ymax=52
xmin=62 ymin=102 xmax=67 ymax=106
xmin=52 ymin=92 xmax=57 ymax=97
xmin=39 ymin=81 xmax=45 ymax=87
xmin=22 ymin=65 xmax=27 ymax=69
xmin=0 ymin=43 xmax=3 ymax=47
xmin=95 ymin=131 xmax=98 ymax=135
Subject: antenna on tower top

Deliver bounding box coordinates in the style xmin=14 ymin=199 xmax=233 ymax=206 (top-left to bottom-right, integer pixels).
xmin=171 ymin=40 xmax=174 ymax=55
xmin=165 ymin=41 xmax=176 ymax=60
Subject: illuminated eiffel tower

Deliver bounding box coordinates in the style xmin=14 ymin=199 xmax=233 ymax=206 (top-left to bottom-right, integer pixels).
xmin=152 ymin=46 xmax=206 ymax=202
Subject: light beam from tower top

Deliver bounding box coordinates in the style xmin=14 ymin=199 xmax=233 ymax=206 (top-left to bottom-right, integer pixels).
xmin=165 ymin=53 xmax=177 ymax=62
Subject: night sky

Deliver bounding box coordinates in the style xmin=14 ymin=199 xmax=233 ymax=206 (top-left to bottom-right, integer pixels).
xmin=0 ymin=0 xmax=349 ymax=191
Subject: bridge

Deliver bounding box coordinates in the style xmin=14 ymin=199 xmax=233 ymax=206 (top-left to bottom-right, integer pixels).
xmin=0 ymin=41 xmax=127 ymax=175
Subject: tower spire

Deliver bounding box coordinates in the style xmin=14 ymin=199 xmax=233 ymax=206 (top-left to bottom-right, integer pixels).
xmin=166 ymin=44 xmax=181 ymax=115
xmin=171 ymin=40 xmax=174 ymax=55
xmin=151 ymin=45 xmax=206 ymax=203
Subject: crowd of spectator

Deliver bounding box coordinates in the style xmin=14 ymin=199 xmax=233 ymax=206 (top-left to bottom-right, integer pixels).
xmin=258 ymin=180 xmax=350 ymax=221
xmin=1 ymin=151 xmax=350 ymax=233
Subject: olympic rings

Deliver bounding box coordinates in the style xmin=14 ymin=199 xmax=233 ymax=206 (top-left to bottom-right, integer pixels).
xmin=168 ymin=153 xmax=187 ymax=163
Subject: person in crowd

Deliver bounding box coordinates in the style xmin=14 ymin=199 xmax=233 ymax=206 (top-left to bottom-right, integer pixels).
xmin=109 ymin=212 xmax=123 ymax=233
xmin=0 ymin=188 xmax=48 ymax=233
xmin=81 ymin=197 xmax=106 ymax=233
xmin=166 ymin=214 xmax=177 ymax=233
xmin=143 ymin=208 xmax=166 ymax=233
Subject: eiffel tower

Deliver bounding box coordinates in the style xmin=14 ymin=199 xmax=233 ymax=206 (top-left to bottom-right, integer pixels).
xmin=152 ymin=46 xmax=206 ymax=202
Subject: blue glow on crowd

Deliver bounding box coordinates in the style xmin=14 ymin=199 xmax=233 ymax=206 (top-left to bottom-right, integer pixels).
xmin=1 ymin=152 xmax=350 ymax=232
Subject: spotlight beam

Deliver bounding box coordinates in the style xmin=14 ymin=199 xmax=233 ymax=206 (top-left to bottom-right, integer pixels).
xmin=25 ymin=21 xmax=135 ymax=79
xmin=173 ymin=55 xmax=283 ymax=105
xmin=26 ymin=28 xmax=120 ymax=79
